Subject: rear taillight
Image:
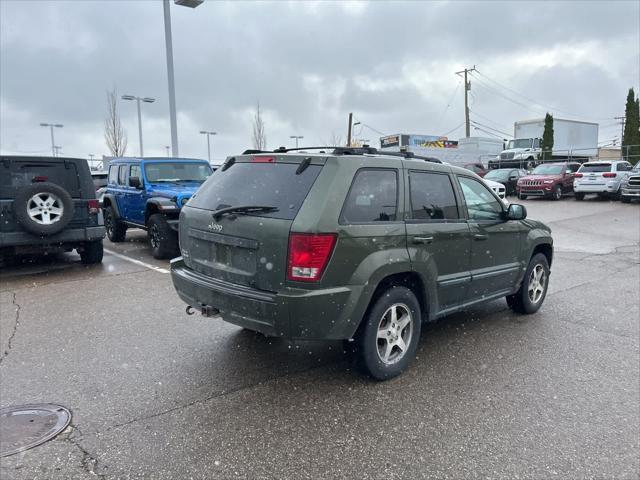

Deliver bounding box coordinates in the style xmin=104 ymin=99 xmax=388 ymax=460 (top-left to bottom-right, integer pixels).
xmin=603 ymin=172 xmax=617 ymax=178
xmin=574 ymin=173 xmax=583 ymax=178
xmin=32 ymin=175 xmax=48 ymax=182
xmin=87 ymin=199 xmax=100 ymax=215
xmin=287 ymin=233 xmax=337 ymax=282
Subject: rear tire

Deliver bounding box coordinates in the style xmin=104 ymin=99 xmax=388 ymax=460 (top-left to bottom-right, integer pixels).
xmin=104 ymin=206 xmax=127 ymax=242
xmin=79 ymin=240 xmax=103 ymax=264
xmin=575 ymin=192 xmax=585 ymax=201
xmin=355 ymin=286 xmax=422 ymax=381
xmin=621 ymin=196 xmax=631 ymax=203
xmin=147 ymin=213 xmax=178 ymax=259
xmin=507 ymin=253 xmax=550 ymax=314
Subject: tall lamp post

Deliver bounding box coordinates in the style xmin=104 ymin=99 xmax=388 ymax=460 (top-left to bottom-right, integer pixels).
xmin=199 ymin=131 xmax=216 ymax=162
xmin=39 ymin=123 xmax=63 ymax=157
xmin=290 ymin=135 xmax=304 ymax=148
xmin=122 ymin=95 xmax=155 ymax=157
xmin=164 ymin=0 xmax=204 ymax=157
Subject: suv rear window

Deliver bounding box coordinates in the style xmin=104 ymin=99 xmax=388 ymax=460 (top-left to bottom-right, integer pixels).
xmin=188 ymin=161 xmax=322 ymax=220
xmin=0 ymin=160 xmax=81 ymax=198
xmin=579 ymin=163 xmax=612 ymax=173
xmin=340 ymin=169 xmax=398 ymax=224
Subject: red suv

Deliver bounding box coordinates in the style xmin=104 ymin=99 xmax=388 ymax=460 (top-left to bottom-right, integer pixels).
xmin=517 ymin=162 xmax=581 ymax=200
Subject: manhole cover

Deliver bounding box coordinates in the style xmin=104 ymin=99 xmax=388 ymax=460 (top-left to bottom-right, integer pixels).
xmin=0 ymin=404 xmax=71 ymax=457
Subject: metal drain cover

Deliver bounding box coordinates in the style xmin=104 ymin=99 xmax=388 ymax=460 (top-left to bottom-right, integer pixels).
xmin=0 ymin=404 xmax=71 ymax=457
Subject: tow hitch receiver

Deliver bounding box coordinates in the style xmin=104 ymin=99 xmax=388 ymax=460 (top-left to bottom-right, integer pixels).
xmin=200 ymin=305 xmax=221 ymax=317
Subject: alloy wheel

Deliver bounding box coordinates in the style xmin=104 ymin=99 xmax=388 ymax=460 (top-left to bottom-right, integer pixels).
xmin=376 ymin=303 xmax=413 ymax=365
xmin=528 ymin=264 xmax=547 ymax=304
xmin=27 ymin=193 xmax=64 ymax=225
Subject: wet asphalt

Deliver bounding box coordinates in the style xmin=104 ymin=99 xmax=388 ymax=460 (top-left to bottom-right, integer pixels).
xmin=1 ymin=196 xmax=638 ymax=479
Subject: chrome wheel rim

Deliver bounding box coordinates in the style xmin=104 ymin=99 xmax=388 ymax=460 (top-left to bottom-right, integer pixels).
xmin=528 ymin=264 xmax=546 ymax=304
xmin=149 ymin=225 xmax=160 ymax=249
xmin=376 ymin=303 xmax=413 ymax=365
xmin=27 ymin=193 xmax=63 ymax=225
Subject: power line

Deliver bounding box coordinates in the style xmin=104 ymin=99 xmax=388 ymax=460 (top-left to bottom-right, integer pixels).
xmin=440 ymin=122 xmax=465 ymax=138
xmin=468 ymin=108 xmax=512 ymax=132
xmin=470 ymin=120 xmax=513 ymax=138
xmin=436 ymin=79 xmax=462 ymax=126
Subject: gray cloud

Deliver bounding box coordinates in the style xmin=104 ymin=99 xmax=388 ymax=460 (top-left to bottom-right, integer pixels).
xmin=1 ymin=0 xmax=638 ymax=162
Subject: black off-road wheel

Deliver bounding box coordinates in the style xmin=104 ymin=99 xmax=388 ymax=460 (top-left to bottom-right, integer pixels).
xmin=104 ymin=206 xmax=127 ymax=242
xmin=79 ymin=240 xmax=104 ymax=264
xmin=507 ymin=253 xmax=550 ymax=314
xmin=147 ymin=213 xmax=178 ymax=259
xmin=354 ymin=286 xmax=422 ymax=381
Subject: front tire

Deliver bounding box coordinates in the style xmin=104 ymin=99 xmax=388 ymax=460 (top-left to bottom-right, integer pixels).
xmin=355 ymin=286 xmax=422 ymax=380
xmin=552 ymin=185 xmax=562 ymax=200
xmin=518 ymin=193 xmax=527 ymax=200
xmin=79 ymin=240 xmax=103 ymax=264
xmin=507 ymin=253 xmax=550 ymax=314
xmin=104 ymin=206 xmax=127 ymax=242
xmin=147 ymin=213 xmax=178 ymax=259
xmin=621 ymin=196 xmax=631 ymax=203
xmin=575 ymin=192 xmax=585 ymax=201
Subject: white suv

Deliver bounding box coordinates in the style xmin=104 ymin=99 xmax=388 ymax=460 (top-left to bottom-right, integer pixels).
xmin=573 ymin=160 xmax=633 ymax=200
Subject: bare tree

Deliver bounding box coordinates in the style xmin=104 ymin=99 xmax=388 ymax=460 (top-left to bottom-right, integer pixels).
xmin=104 ymin=88 xmax=128 ymax=157
xmin=252 ymin=101 xmax=266 ymax=150
xmin=327 ymin=131 xmax=343 ymax=147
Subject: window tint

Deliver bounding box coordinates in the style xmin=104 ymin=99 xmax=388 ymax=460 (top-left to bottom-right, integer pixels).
xmin=108 ymin=165 xmax=118 ymax=184
xmin=118 ymin=165 xmax=127 ymax=185
xmin=144 ymin=162 xmax=211 ymax=183
xmin=568 ymin=164 xmax=581 ymax=173
xmin=130 ymin=164 xmax=142 ymax=179
xmin=458 ymin=176 xmax=504 ymax=221
xmin=409 ymin=172 xmax=458 ymax=220
xmin=616 ymin=162 xmax=632 ymax=172
xmin=340 ymin=169 xmax=397 ymax=224
xmin=189 ymin=162 xmax=322 ymax=220
xmin=0 ymin=161 xmax=81 ymax=198
xmin=578 ymin=163 xmax=611 ymax=173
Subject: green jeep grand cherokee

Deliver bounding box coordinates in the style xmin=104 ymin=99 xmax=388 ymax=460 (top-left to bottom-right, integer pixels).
xmin=171 ymin=149 xmax=553 ymax=380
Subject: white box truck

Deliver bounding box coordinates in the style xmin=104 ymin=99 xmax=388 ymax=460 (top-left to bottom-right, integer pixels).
xmin=490 ymin=118 xmax=598 ymax=169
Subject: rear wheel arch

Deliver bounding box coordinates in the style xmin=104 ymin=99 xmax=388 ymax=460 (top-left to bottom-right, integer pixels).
xmin=366 ymin=272 xmax=428 ymax=323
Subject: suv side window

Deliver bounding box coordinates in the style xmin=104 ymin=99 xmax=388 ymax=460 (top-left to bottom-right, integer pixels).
xmin=568 ymin=163 xmax=580 ymax=173
xmin=616 ymin=162 xmax=632 ymax=172
xmin=457 ymin=176 xmax=504 ymax=221
xmin=340 ymin=169 xmax=398 ymax=224
xmin=108 ymin=165 xmax=118 ymax=184
xmin=130 ymin=164 xmax=142 ymax=180
xmin=409 ymin=171 xmax=459 ymax=221
xmin=118 ymin=165 xmax=128 ymax=185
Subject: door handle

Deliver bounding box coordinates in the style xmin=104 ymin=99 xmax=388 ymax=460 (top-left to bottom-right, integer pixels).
xmin=474 ymin=234 xmax=488 ymax=241
xmin=413 ymin=236 xmax=434 ymax=244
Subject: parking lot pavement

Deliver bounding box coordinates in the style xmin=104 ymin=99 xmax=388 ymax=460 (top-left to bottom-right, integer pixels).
xmin=1 ymin=199 xmax=638 ymax=479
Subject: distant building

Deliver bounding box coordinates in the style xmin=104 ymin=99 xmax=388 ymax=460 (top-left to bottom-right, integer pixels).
xmin=598 ymin=147 xmax=621 ymax=160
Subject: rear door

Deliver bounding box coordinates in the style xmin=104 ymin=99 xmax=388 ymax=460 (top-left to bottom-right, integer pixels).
xmin=180 ymin=156 xmax=325 ymax=291
xmin=404 ymin=167 xmax=471 ymax=312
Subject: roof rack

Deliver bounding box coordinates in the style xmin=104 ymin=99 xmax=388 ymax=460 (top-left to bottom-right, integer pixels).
xmin=241 ymin=146 xmax=441 ymax=164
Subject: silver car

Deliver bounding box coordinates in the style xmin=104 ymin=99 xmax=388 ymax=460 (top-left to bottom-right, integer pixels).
xmin=573 ymin=160 xmax=633 ymax=200
xmin=620 ymin=162 xmax=640 ymax=203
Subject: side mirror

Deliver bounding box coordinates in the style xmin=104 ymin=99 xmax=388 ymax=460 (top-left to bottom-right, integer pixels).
xmin=509 ymin=175 xmax=517 ymax=180
xmin=507 ymin=203 xmax=527 ymax=221
xmin=129 ymin=176 xmax=142 ymax=189
xmin=565 ymin=170 xmax=572 ymax=175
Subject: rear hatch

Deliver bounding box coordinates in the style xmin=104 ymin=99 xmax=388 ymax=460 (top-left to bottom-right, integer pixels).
xmin=0 ymin=158 xmax=91 ymax=233
xmin=576 ymin=162 xmax=613 ymax=186
xmin=179 ymin=155 xmax=325 ymax=292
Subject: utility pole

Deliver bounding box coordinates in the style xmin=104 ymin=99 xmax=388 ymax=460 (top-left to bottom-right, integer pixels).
xmin=455 ymin=66 xmax=476 ymax=138
xmin=347 ymin=112 xmax=353 ymax=146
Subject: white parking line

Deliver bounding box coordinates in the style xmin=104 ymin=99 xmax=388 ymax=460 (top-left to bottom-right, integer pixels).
xmin=103 ymin=248 xmax=170 ymax=274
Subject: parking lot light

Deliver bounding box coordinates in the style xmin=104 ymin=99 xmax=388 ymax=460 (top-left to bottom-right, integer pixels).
xmin=122 ymin=95 xmax=156 ymax=157
xmin=39 ymin=123 xmax=64 ymax=157
xmin=199 ymin=131 xmax=217 ymax=162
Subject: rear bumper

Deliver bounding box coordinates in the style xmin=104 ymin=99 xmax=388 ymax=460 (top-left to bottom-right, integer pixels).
xmin=573 ymin=182 xmax=617 ymax=193
xmin=170 ymin=258 xmax=361 ymax=340
xmin=0 ymin=226 xmax=105 ymax=248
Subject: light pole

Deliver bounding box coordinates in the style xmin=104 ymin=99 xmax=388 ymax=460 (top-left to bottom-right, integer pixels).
xmin=164 ymin=0 xmax=204 ymax=157
xmin=122 ymin=95 xmax=155 ymax=157
xmin=39 ymin=123 xmax=63 ymax=157
xmin=53 ymin=146 xmax=63 ymax=157
xmin=165 ymin=146 xmax=171 ymax=157
xmin=290 ymin=135 xmax=304 ymax=148
xmin=199 ymin=131 xmax=216 ymax=162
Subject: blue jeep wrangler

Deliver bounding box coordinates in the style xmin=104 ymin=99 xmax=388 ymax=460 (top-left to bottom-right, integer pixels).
xmin=102 ymin=157 xmax=212 ymax=259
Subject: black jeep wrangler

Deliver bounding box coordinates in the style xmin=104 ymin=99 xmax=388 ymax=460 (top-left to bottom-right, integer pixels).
xmin=0 ymin=156 xmax=105 ymax=264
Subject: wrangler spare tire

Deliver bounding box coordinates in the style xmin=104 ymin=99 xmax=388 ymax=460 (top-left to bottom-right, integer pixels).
xmin=13 ymin=182 xmax=73 ymax=235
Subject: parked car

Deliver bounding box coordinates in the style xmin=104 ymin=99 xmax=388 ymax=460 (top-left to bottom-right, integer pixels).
xmin=516 ymin=162 xmax=581 ymax=200
xmin=484 ymin=168 xmax=527 ymax=196
xmin=619 ymin=162 xmax=640 ymax=203
xmin=482 ymin=178 xmax=509 ymax=205
xmin=463 ymin=162 xmax=488 ymax=177
xmin=573 ymin=160 xmax=633 ymax=200
xmin=91 ymin=170 xmax=109 ymax=191
xmin=171 ymin=149 xmax=553 ymax=380
xmin=102 ymin=157 xmax=212 ymax=259
xmin=0 ymin=156 xmax=105 ymax=264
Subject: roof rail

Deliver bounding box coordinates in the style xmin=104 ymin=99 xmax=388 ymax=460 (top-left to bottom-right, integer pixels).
xmin=241 ymin=146 xmax=441 ymax=163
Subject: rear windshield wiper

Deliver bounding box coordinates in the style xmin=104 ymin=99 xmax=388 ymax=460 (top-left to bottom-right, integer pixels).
xmin=211 ymin=205 xmax=279 ymax=220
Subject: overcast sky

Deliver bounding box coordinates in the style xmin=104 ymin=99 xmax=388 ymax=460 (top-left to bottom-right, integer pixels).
xmin=1 ymin=0 xmax=638 ymax=164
